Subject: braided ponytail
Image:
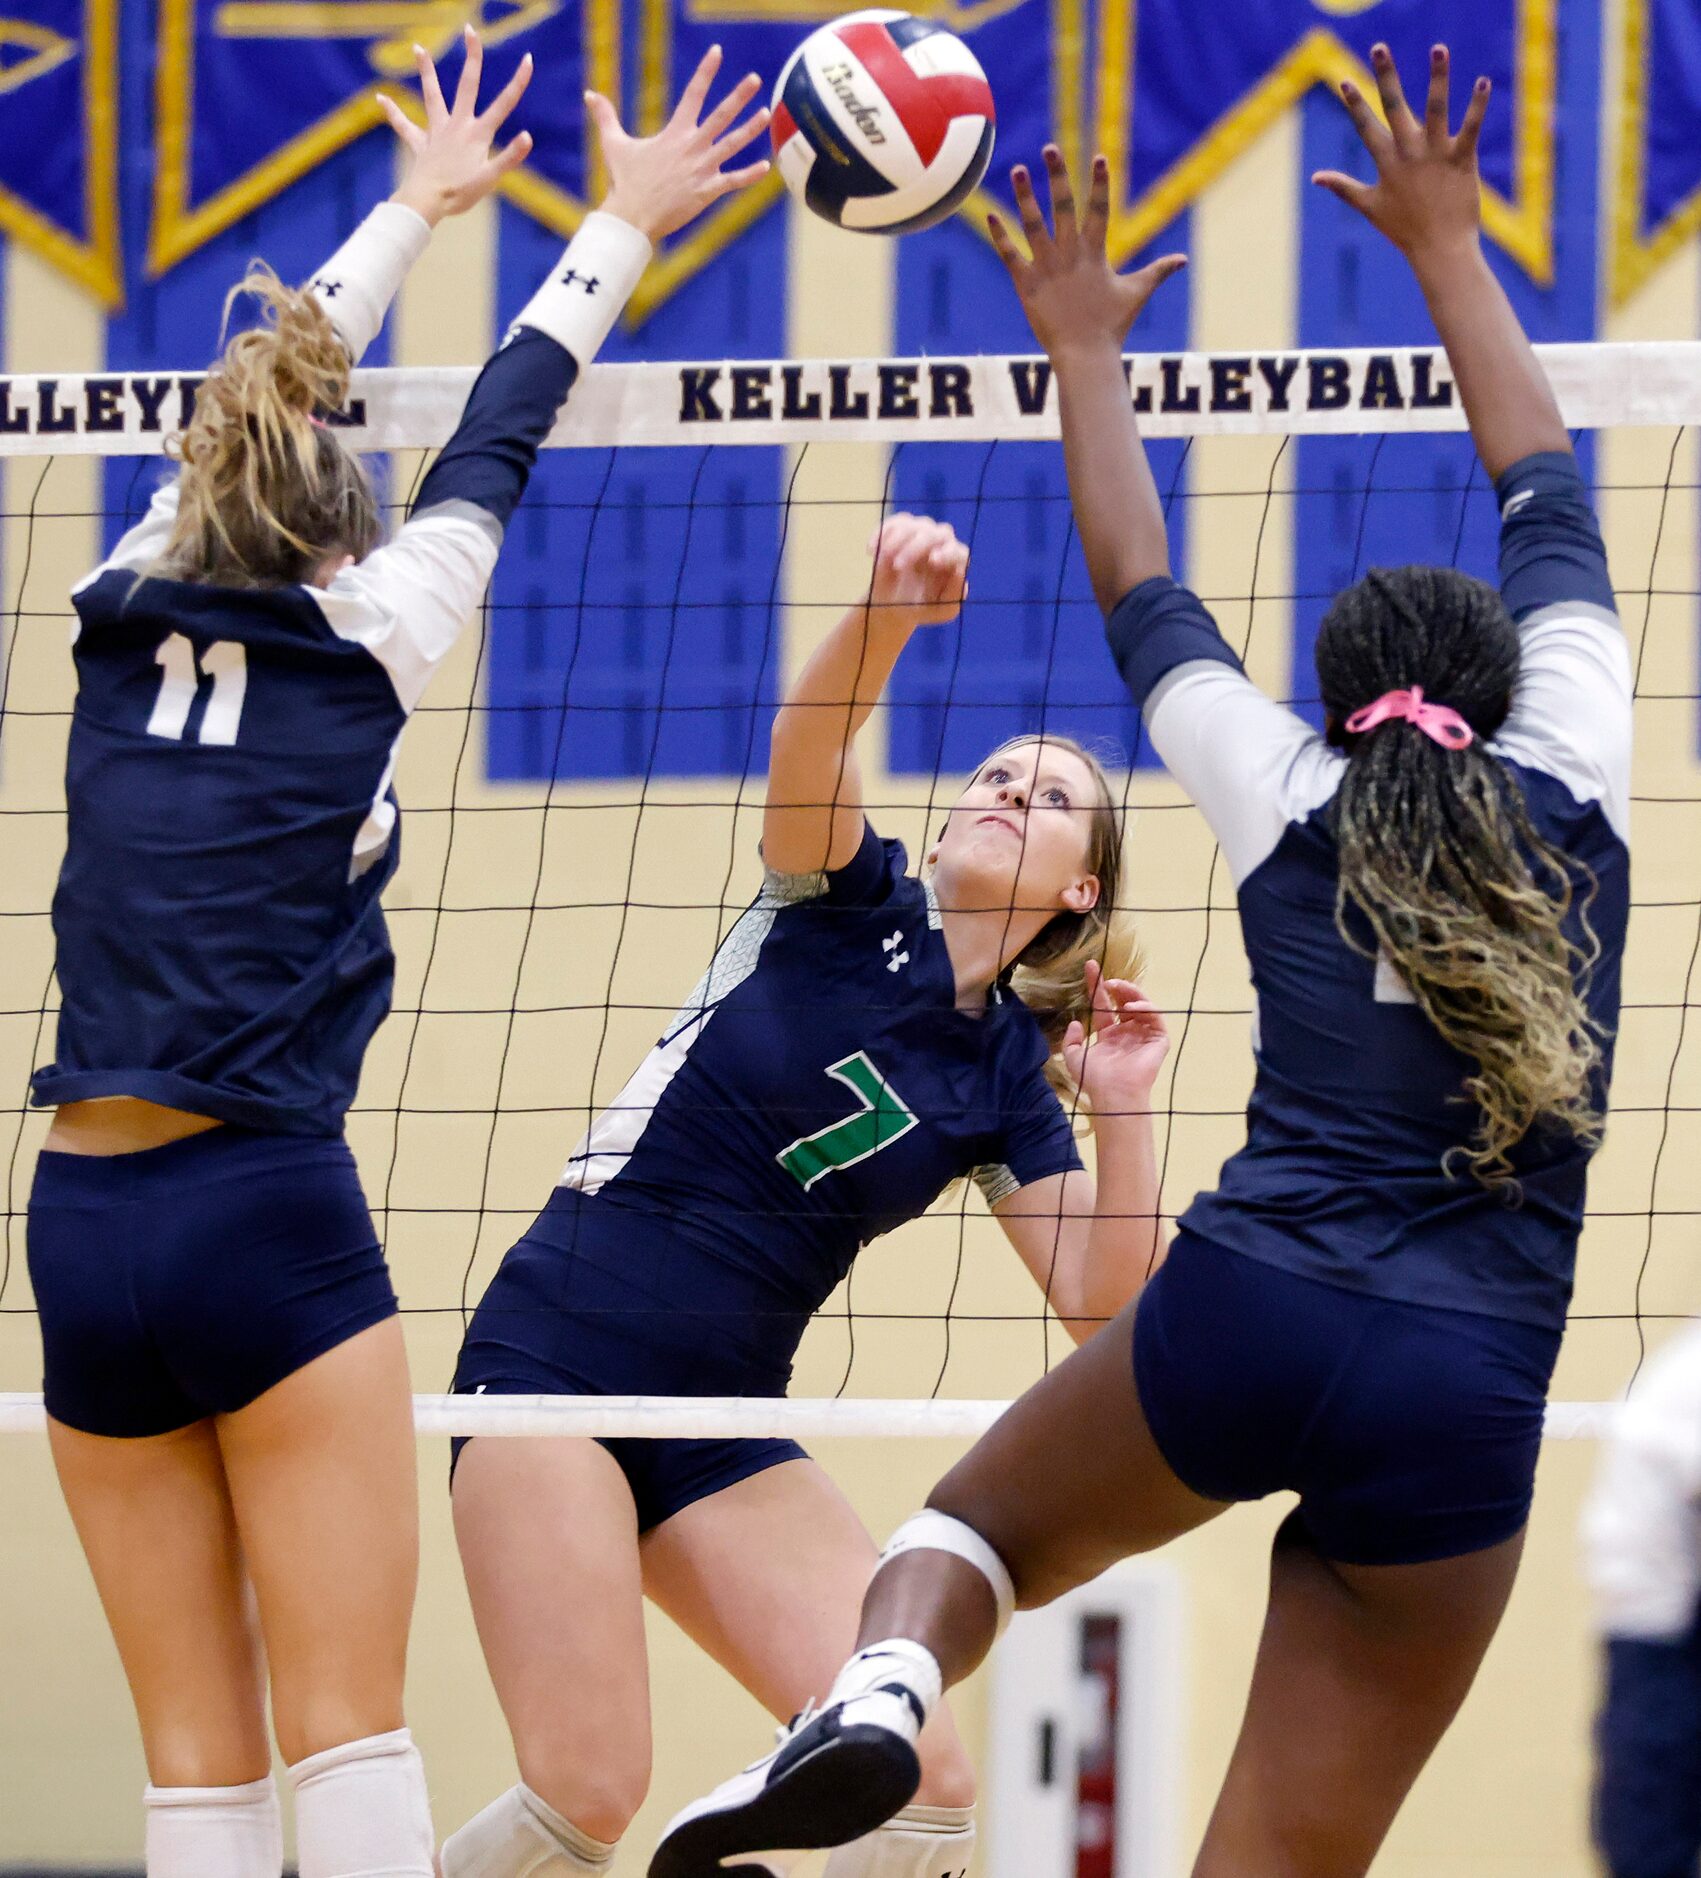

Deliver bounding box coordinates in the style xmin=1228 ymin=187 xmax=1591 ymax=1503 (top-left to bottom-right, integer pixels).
xmin=1318 ymin=565 xmax=1603 ymax=1186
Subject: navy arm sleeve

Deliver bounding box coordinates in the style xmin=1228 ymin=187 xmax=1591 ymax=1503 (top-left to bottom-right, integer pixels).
xmin=1490 ymin=450 xmax=1632 ymax=836
xmin=1497 ymin=449 xmax=1617 ymax=623
xmin=411 ymin=328 xmax=578 ymax=532
xmin=1104 ymin=576 xmax=1245 ymax=711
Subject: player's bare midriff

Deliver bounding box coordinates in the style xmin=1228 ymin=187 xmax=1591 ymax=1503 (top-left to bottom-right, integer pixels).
xmin=46 ymin=1098 xmax=223 ymax=1156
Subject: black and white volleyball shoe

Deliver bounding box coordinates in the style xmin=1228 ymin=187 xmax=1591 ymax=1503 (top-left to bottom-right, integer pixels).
xmin=648 ymin=1683 xmax=924 ymax=1878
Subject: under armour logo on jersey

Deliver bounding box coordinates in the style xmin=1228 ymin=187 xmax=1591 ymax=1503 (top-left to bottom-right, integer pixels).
xmin=311 ymin=277 xmax=341 ymax=298
xmin=561 ymin=268 xmax=600 ymax=295
xmin=882 ymin=929 xmax=909 ymax=973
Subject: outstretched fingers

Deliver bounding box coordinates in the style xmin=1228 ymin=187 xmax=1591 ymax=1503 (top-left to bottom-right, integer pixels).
xmin=1455 ymin=73 xmax=1492 ymax=158
xmin=701 ymin=68 xmax=764 ymax=142
xmin=487 ymin=128 xmax=534 ymax=182
xmin=476 ymin=49 xmax=534 ymax=137
xmin=711 ymin=97 xmax=772 ymax=167
xmin=1010 ymin=163 xmax=1051 ymax=253
xmin=674 ymin=42 xmax=723 ymax=126
xmin=1042 ymin=144 xmax=1077 ymax=247
xmin=1335 ymin=76 xmax=1393 ymax=162
xmin=376 ymin=90 xmax=425 ymax=153
xmin=986 ymin=210 xmax=1027 ymax=276
xmin=414 ymin=41 xmax=449 ymax=125
xmin=450 ymin=26 xmax=485 ymax=117
xmin=1368 ymin=42 xmax=1421 ymax=150
xmin=1310 ymin=167 xmax=1374 ymax=213
xmin=1083 ymin=153 xmax=1111 ymax=250
xmin=583 ymin=89 xmax=624 ymax=156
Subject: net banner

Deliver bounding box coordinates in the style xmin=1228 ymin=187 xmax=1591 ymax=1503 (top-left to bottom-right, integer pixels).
xmin=4 ymin=342 xmax=1701 ymax=455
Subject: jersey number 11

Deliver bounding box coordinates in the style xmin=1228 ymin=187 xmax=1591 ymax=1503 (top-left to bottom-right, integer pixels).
xmin=147 ymin=634 xmax=248 ymax=746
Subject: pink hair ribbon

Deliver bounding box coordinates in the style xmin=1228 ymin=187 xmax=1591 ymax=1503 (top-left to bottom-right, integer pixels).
xmin=1343 ymin=685 xmax=1474 ymax=751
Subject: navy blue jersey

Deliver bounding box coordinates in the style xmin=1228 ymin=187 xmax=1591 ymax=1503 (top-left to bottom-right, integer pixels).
xmin=1106 ymin=452 xmax=1631 ymax=1332
xmin=31 ymin=207 xmax=651 ymax=1134
xmin=559 ymin=821 xmax=1083 ymax=1321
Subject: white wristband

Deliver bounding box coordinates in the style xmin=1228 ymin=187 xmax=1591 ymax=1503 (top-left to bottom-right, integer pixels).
xmin=509 ymin=211 xmax=653 ymax=368
xmin=305 ymin=201 xmax=432 ymax=365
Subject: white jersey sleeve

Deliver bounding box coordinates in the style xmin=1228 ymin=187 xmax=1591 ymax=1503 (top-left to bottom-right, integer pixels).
xmin=1109 ymin=578 xmax=1345 ymax=885
xmin=71 ymin=479 xmax=182 ymax=599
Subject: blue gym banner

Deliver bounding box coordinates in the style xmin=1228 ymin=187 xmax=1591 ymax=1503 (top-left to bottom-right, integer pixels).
xmin=1613 ymin=0 xmax=1701 ymax=302
xmin=0 ymin=0 xmax=119 ymax=302
xmin=143 ymin=0 xmax=1552 ymax=317
xmin=1107 ymin=0 xmax=1552 ymax=279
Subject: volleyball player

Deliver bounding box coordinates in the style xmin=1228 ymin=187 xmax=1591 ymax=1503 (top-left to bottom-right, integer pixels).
xmin=443 ymin=515 xmax=1171 ymax=1878
xmin=654 ymin=42 xmax=1631 ymax=1878
xmin=25 ymin=37 xmax=770 ymax=1878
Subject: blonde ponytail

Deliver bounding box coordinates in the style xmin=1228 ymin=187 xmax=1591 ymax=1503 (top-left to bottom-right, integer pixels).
xmin=156 ymin=264 xmax=380 ymax=588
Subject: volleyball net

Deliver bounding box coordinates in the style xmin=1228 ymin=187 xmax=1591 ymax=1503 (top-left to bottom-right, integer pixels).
xmin=2 ymin=342 xmax=1698 ymax=1441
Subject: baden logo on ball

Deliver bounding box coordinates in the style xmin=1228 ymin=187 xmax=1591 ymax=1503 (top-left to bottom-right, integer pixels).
xmin=771 ymin=9 xmax=996 ymax=234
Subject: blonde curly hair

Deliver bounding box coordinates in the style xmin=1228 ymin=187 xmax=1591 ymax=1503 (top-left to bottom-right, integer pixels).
xmin=155 ymin=263 xmax=380 ymax=588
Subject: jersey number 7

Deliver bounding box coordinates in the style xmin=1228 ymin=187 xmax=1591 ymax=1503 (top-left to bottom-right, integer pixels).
xmin=148 ymin=634 xmax=248 ymax=746
xmin=776 ymin=1052 xmax=919 ymax=1191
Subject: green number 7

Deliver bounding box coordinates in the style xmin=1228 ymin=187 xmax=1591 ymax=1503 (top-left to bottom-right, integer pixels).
xmin=776 ymin=1052 xmax=919 ymax=1191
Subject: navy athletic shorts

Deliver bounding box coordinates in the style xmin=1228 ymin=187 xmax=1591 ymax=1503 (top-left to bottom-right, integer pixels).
xmin=1132 ymin=1229 xmax=1563 ymax=1566
xmin=453 ymin=1187 xmax=807 ymax=1533
xmin=29 ymin=1127 xmax=396 ymax=1438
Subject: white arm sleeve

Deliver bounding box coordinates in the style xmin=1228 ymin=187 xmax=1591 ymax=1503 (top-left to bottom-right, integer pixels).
xmin=1143 ymin=660 xmax=1345 ymax=885
xmin=506 ymin=211 xmax=652 ymax=366
xmin=1492 ymin=603 xmax=1633 ymax=844
xmin=1584 ymin=1322 xmax=1701 ymax=1639
xmin=304 ymin=201 xmax=433 ymax=365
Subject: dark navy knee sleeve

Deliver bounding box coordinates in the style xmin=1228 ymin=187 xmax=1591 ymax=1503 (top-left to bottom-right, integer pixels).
xmin=1595 ymin=1629 xmax=1701 ymax=1878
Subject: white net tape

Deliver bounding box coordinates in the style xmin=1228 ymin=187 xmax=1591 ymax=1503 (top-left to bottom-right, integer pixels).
xmin=1 ymin=341 xmax=1698 ymax=454
xmin=0 ymin=1392 xmax=1621 ymax=1439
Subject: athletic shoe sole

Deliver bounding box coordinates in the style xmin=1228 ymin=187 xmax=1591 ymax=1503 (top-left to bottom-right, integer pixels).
xmin=648 ymin=1724 xmax=921 ymax=1878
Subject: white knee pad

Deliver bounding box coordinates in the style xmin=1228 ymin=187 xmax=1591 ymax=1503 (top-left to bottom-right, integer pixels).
xmin=879 ymin=1510 xmax=1016 ymax=1637
xmin=144 ymin=1773 xmax=282 ymax=1878
xmin=440 ymin=1783 xmax=617 ymax=1877
xmin=289 ymin=1728 xmax=435 ymax=1878
xmin=823 ymin=1804 xmax=976 ymax=1878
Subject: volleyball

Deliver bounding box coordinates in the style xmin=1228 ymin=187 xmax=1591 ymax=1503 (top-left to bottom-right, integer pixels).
xmin=770 ymin=9 xmax=996 ymax=234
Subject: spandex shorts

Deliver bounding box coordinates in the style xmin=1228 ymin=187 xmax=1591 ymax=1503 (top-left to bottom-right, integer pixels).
xmin=29 ymin=1127 xmax=396 ymax=1438
xmin=452 ymin=1190 xmax=806 ymax=1534
xmin=1132 ymin=1229 xmax=1563 ymax=1566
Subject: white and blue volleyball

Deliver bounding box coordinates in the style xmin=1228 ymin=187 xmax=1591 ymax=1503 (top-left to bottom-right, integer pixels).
xmin=771 ymin=10 xmax=996 ymax=234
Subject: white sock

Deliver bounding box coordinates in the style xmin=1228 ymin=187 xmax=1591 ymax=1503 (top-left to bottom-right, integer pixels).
xmin=827 ymin=1638 xmax=945 ymax=1738
xmin=440 ymin=1782 xmax=617 ymax=1877
xmin=823 ymin=1804 xmax=976 ymax=1878
xmin=144 ymin=1774 xmax=282 ymax=1878
xmin=289 ymin=1728 xmax=435 ymax=1878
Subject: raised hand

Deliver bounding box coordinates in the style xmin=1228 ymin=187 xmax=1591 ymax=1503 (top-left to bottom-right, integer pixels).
xmin=591 ymin=46 xmax=771 ymax=243
xmin=864 ymin=514 xmax=970 ymax=631
xmin=1312 ymin=43 xmax=1490 ymax=264
xmin=987 ymin=146 xmax=1185 ymax=359
xmin=1062 ymin=960 xmax=1170 ymax=1116
xmin=382 ymin=28 xmax=535 ymax=227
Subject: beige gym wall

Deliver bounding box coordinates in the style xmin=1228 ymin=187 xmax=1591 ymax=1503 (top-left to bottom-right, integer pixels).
xmin=3 ymin=76 xmax=1700 ymax=1878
